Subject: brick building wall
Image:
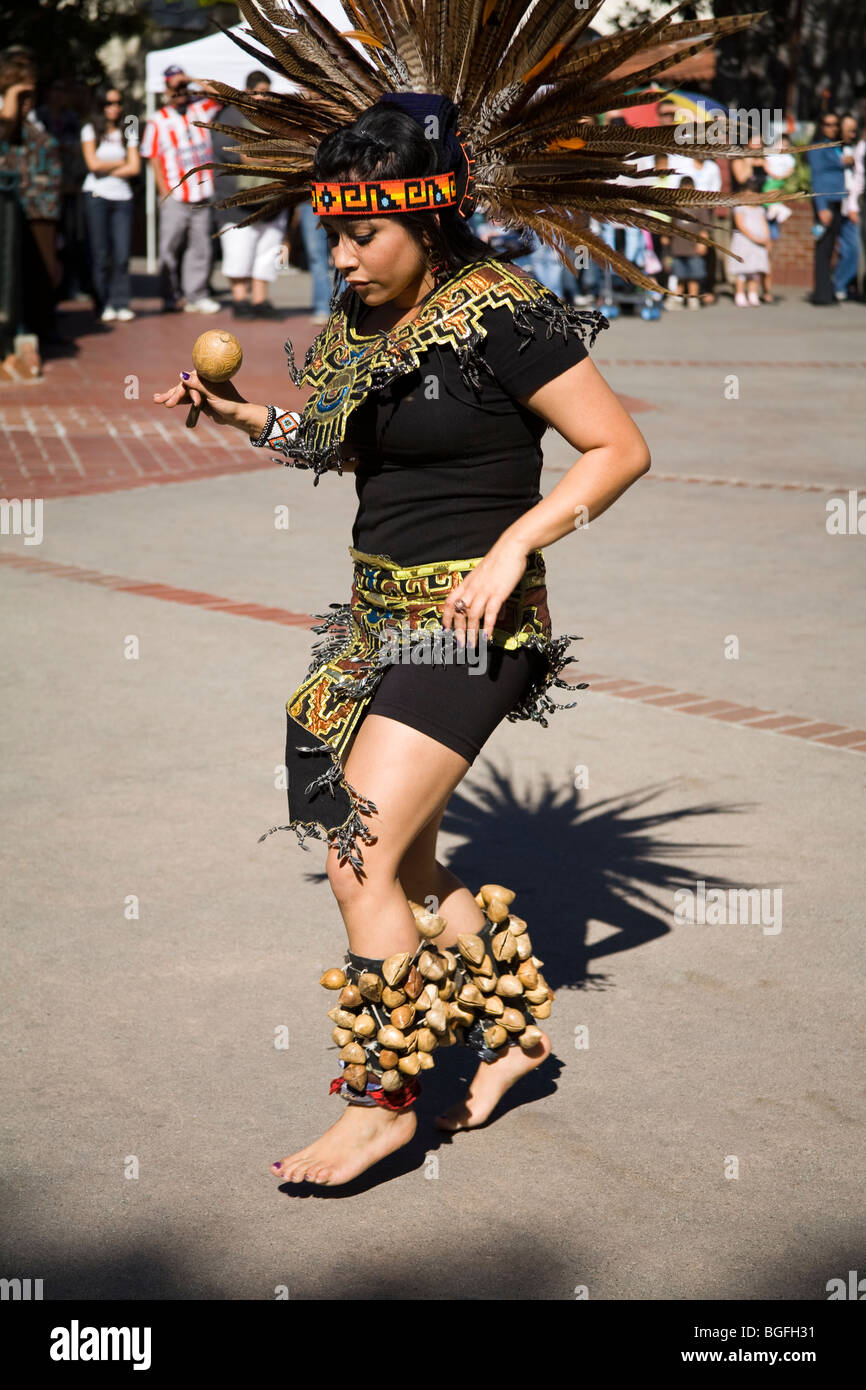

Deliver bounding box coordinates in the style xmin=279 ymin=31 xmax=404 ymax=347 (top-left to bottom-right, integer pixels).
xmin=769 ymin=202 xmax=817 ymax=289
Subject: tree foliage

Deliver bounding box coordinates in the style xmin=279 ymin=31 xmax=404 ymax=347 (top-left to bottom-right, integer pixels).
xmin=606 ymin=1 xmax=866 ymax=116
xmin=0 ymin=0 xmax=147 ymax=86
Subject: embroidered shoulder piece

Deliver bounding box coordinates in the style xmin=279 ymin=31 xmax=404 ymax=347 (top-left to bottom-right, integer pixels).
xmin=276 ymin=256 xmax=607 ymax=484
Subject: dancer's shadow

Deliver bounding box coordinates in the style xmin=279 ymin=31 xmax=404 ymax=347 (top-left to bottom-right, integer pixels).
xmin=440 ymin=760 xmax=754 ymax=991
xmin=288 ymin=763 xmax=756 ymax=1194
xmin=303 ymin=759 xmax=754 ymax=990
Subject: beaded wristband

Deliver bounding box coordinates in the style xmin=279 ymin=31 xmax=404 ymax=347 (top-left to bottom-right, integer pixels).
xmin=250 ymin=405 xmax=277 ymax=448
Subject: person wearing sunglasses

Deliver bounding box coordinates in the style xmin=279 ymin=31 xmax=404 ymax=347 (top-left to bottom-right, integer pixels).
xmin=81 ymin=88 xmax=140 ymax=322
xmin=139 ymin=67 xmax=222 ymax=314
xmin=806 ymin=112 xmax=846 ymax=305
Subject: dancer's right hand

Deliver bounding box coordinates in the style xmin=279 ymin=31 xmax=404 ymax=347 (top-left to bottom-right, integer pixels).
xmin=153 ymin=369 xmax=267 ymax=436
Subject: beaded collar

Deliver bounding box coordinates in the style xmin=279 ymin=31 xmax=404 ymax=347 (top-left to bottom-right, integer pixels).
xmin=282 ymin=256 xmax=607 ymax=483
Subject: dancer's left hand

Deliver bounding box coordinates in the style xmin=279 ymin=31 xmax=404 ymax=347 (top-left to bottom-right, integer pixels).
xmin=441 ymin=537 xmax=529 ymax=647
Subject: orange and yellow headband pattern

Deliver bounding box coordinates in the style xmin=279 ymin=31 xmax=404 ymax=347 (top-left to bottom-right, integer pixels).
xmin=311 ymin=170 xmax=458 ymax=217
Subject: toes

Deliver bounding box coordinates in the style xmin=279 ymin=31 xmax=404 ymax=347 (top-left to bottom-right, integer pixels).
xmin=272 ymin=1147 xmax=313 ymax=1179
xmin=273 ymin=1159 xmax=305 ymax=1183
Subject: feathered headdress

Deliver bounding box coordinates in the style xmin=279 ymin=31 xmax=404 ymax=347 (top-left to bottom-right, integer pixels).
xmin=182 ymin=0 xmax=799 ymax=289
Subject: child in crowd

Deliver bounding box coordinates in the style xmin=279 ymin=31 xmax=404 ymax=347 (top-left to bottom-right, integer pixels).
xmin=660 ymin=177 xmax=709 ymax=309
xmin=730 ymin=175 xmax=772 ymax=307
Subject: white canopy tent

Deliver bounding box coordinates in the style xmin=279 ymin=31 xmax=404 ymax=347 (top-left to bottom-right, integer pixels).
xmin=143 ymin=8 xmax=355 ymax=270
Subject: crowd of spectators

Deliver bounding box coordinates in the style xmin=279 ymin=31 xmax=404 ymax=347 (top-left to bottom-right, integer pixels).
xmin=0 ymin=53 xmax=331 ymax=379
xmin=475 ymin=99 xmax=865 ymax=314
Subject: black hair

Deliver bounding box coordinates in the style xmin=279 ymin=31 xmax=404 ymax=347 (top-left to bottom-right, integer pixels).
xmin=312 ymin=103 xmax=515 ymax=279
xmin=89 ymin=84 xmax=134 ymax=146
xmin=245 ymin=70 xmax=271 ymax=90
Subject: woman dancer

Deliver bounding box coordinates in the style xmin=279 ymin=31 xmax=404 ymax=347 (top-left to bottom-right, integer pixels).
xmin=153 ymin=0 xmax=789 ymax=1188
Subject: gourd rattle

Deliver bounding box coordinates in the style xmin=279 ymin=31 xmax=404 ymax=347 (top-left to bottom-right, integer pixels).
xmin=185 ymin=330 xmax=244 ymax=428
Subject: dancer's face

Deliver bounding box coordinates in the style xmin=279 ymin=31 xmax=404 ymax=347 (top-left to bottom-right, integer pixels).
xmin=319 ymin=214 xmax=436 ymax=308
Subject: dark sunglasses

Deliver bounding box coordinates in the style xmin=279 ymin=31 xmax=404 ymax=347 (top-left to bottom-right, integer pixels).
xmin=104 ymin=98 xmax=122 ymax=106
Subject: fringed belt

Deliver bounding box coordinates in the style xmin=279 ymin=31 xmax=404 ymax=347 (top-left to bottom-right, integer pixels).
xmin=258 ymin=546 xmax=587 ymax=870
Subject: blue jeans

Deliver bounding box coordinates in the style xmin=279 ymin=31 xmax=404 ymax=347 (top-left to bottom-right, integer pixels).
xmin=298 ymin=201 xmax=332 ymax=315
xmin=83 ymin=192 xmax=133 ymax=310
xmin=599 ymin=221 xmax=646 ymax=269
xmin=833 ymin=214 xmax=860 ymax=295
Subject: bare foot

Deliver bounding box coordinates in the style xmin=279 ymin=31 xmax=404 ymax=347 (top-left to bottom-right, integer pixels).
xmin=270 ymin=1102 xmax=417 ymax=1187
xmin=435 ymin=1032 xmax=552 ymax=1132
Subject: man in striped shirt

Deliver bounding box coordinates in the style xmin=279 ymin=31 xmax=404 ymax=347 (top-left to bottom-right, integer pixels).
xmin=141 ymin=67 xmax=221 ymax=313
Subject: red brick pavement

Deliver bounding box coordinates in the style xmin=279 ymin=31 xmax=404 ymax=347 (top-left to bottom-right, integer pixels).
xmin=3 ymin=301 xmax=859 ymax=500
xmin=0 ymin=304 xmax=315 ymax=499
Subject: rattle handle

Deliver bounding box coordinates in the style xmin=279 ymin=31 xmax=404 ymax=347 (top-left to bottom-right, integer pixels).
xmin=184 ymin=367 xmax=236 ymax=429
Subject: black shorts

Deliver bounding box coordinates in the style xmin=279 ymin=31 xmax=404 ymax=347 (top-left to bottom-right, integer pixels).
xmin=363 ymin=641 xmax=548 ymax=764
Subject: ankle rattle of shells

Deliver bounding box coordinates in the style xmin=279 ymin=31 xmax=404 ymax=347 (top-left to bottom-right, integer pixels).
xmin=319 ymin=918 xmax=461 ymax=1106
xmin=450 ymin=884 xmax=551 ymax=1058
xmin=318 ymin=887 xmax=551 ymax=1098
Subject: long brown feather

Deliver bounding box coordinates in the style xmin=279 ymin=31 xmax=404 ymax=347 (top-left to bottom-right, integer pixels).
xmin=259 ymin=0 xmax=384 ymax=98
xmin=557 ymin=11 xmax=762 ymax=79
xmin=463 ymin=1 xmax=602 ymax=112
xmin=504 ymin=202 xmax=669 ymax=292
xmin=559 ymin=1 xmax=699 ymax=92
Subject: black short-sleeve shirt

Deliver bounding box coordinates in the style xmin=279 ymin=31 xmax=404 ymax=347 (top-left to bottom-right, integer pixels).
xmin=344 ymin=286 xmax=588 ymax=567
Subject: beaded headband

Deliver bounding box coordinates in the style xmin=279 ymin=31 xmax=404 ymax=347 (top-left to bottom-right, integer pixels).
xmin=311 ymin=169 xmax=458 ymax=217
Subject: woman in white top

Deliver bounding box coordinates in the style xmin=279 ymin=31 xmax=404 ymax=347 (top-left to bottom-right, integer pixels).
xmin=81 ymin=88 xmax=140 ymax=322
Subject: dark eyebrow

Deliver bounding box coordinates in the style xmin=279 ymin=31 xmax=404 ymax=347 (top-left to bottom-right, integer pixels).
xmin=319 ymin=219 xmax=374 ymax=234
